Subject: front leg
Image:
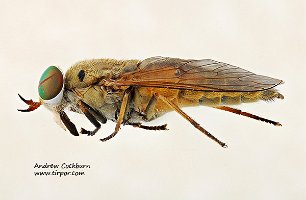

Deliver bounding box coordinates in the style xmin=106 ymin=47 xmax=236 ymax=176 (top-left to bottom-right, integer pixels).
xmin=59 ymin=101 xmax=106 ymax=137
xmin=78 ymin=101 xmax=102 ymax=136
xmin=59 ymin=110 xmax=79 ymax=136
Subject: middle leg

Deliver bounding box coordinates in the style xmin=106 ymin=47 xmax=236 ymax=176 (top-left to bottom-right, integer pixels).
xmin=100 ymin=87 xmax=132 ymax=142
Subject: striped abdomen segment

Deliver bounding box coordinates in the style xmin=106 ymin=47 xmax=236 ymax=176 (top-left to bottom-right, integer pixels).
xmin=178 ymin=89 xmax=284 ymax=107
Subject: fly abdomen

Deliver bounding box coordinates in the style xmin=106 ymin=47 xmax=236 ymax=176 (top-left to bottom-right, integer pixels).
xmin=197 ymin=89 xmax=283 ymax=106
xmin=221 ymin=94 xmax=241 ymax=105
xmin=175 ymin=88 xmax=284 ymax=108
xmin=241 ymin=91 xmax=261 ymax=103
xmin=199 ymin=95 xmax=221 ymax=106
xmin=259 ymin=89 xmax=284 ymax=101
xmin=199 ymin=92 xmax=242 ymax=106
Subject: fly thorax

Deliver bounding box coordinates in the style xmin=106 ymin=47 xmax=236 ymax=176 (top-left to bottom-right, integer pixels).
xmin=65 ymin=59 xmax=123 ymax=90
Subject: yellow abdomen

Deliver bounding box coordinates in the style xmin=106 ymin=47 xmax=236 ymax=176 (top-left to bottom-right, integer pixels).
xmin=177 ymin=89 xmax=283 ymax=107
xmin=132 ymin=87 xmax=283 ymax=121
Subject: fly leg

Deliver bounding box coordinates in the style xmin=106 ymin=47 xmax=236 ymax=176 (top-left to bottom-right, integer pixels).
xmin=131 ymin=94 xmax=167 ymax=130
xmin=80 ymin=101 xmax=107 ymax=124
xmin=142 ymin=94 xmax=157 ymax=121
xmin=78 ymin=101 xmax=106 ymax=136
xmin=127 ymin=122 xmax=168 ymax=131
xmin=214 ymin=106 xmax=282 ymax=126
xmin=158 ymin=94 xmax=227 ymax=148
xmin=59 ymin=111 xmax=79 ymax=136
xmin=100 ymin=87 xmax=132 ymax=142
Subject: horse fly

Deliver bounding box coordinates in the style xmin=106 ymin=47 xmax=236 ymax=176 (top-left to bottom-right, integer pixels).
xmin=18 ymin=57 xmax=284 ymax=148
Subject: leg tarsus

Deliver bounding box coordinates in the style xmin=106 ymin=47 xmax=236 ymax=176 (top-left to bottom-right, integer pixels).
xmin=100 ymin=122 xmax=168 ymax=142
xmin=80 ymin=128 xmax=97 ymax=136
xmin=100 ymin=131 xmax=117 ymax=142
xmin=127 ymin=122 xmax=168 ymax=131
xmin=214 ymin=106 xmax=282 ymax=126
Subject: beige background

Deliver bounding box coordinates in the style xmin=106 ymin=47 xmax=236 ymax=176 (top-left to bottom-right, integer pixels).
xmin=1 ymin=0 xmax=306 ymax=199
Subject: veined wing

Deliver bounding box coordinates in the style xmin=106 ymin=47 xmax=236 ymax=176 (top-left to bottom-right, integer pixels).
xmin=114 ymin=57 xmax=283 ymax=92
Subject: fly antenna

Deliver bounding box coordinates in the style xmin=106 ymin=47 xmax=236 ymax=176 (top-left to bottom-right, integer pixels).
xmin=18 ymin=94 xmax=41 ymax=112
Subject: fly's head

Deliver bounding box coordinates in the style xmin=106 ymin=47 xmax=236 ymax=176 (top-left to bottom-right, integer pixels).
xmin=18 ymin=66 xmax=66 ymax=114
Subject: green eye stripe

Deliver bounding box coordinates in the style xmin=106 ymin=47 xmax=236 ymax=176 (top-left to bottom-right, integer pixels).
xmin=38 ymin=66 xmax=63 ymax=100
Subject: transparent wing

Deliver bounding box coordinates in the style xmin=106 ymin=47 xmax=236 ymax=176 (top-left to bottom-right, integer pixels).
xmin=114 ymin=57 xmax=283 ymax=92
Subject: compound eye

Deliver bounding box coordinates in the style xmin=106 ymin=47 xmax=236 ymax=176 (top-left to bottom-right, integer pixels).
xmin=38 ymin=66 xmax=64 ymax=103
